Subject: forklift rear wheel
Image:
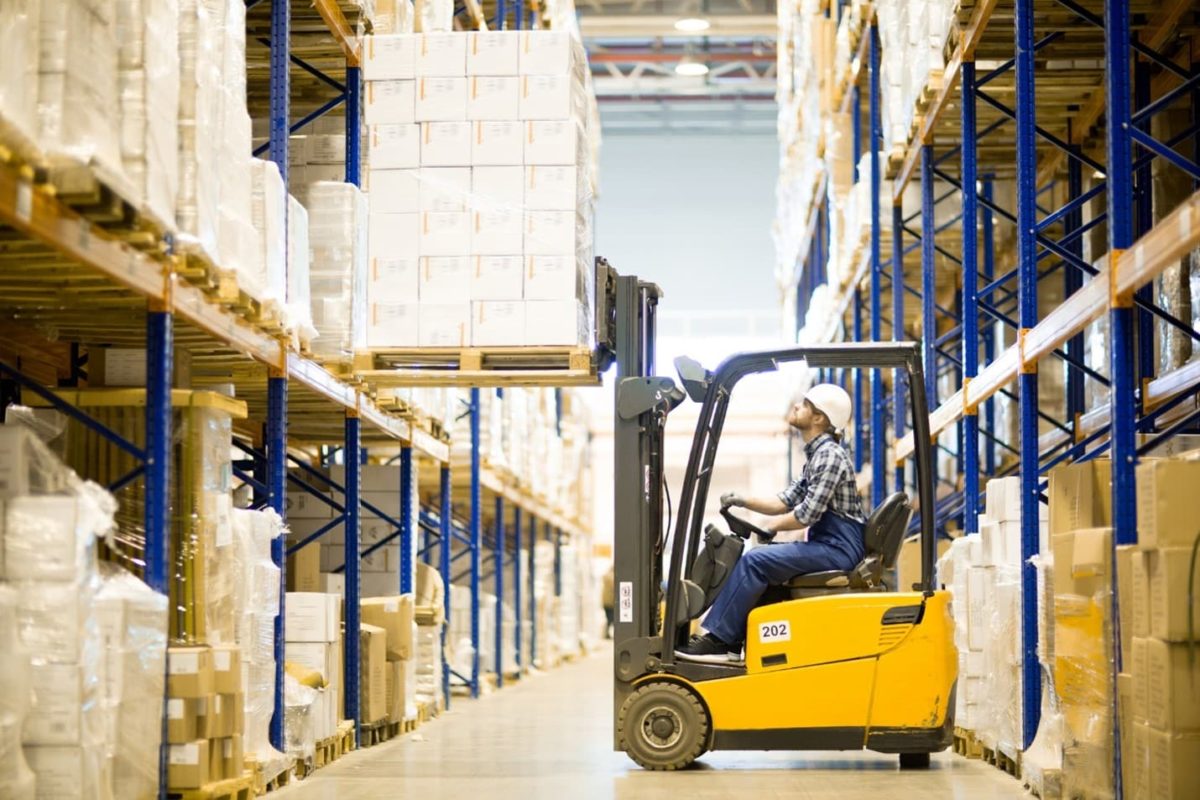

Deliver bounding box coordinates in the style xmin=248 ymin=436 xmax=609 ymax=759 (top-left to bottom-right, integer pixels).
xmin=899 ymin=752 xmax=931 ymax=769
xmin=618 ymin=682 xmax=710 ymax=770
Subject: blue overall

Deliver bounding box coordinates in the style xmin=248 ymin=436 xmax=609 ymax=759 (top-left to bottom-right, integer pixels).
xmin=703 ymin=510 xmax=866 ymax=646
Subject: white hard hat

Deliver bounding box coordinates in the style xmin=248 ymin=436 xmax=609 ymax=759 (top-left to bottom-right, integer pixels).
xmin=805 ymin=383 xmax=853 ymax=432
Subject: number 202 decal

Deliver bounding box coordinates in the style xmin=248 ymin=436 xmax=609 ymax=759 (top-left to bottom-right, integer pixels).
xmin=759 ymin=620 xmax=791 ymax=643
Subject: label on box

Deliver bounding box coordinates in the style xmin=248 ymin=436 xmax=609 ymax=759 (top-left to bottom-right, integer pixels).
xmin=214 ymin=650 xmax=232 ymax=672
xmin=170 ymin=653 xmax=200 ymax=675
xmin=385 ymin=600 xmax=399 ymax=613
xmin=168 ymin=699 xmax=184 ymax=719
xmin=215 ymin=495 xmax=233 ymax=547
xmin=170 ymin=744 xmax=200 ymax=765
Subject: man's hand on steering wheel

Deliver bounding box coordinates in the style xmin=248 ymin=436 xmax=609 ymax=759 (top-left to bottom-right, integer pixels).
xmin=720 ymin=492 xmax=745 ymax=509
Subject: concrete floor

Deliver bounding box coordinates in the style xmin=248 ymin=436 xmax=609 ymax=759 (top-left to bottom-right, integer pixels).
xmin=276 ymin=644 xmax=1031 ymax=800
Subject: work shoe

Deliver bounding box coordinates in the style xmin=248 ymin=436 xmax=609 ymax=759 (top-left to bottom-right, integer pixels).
xmin=675 ymin=633 xmax=743 ymax=664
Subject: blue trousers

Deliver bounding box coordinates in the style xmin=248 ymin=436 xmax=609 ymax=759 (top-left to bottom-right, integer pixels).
xmin=703 ymin=512 xmax=865 ymax=646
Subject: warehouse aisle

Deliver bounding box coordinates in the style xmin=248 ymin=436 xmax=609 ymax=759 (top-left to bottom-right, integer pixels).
xmin=278 ymin=645 xmax=1031 ymax=800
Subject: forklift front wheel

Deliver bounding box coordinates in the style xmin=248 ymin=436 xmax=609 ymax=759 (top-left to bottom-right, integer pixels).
xmin=899 ymin=752 xmax=932 ymax=769
xmin=618 ymin=682 xmax=710 ymax=771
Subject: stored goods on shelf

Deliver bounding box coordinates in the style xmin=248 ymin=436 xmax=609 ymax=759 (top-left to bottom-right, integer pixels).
xmin=0 ymin=0 xmax=40 ymax=159
xmin=0 ymin=585 xmax=35 ymax=797
xmin=308 ymin=181 xmax=369 ymax=365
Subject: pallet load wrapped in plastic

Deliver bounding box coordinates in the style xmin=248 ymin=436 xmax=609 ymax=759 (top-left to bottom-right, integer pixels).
xmin=213 ymin=0 xmax=259 ymax=288
xmin=414 ymin=563 xmax=446 ymax=711
xmin=0 ymin=586 xmax=36 ymax=797
xmin=115 ymin=0 xmax=180 ymax=230
xmin=284 ymin=591 xmax=342 ymax=756
xmin=307 ymin=181 xmax=369 ymax=366
xmin=360 ymin=30 xmax=596 ymax=349
xmin=178 ymin=0 xmax=223 ymax=262
xmin=0 ymin=0 xmax=41 ymax=160
xmin=287 ymin=195 xmax=318 ymax=348
xmin=248 ymin=158 xmax=289 ymax=318
xmin=373 ymin=0 xmax=414 ymax=34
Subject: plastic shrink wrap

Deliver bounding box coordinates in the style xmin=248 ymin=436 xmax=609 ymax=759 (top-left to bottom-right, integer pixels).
xmin=178 ymin=0 xmax=224 ymax=261
xmin=288 ymin=195 xmax=318 ymax=344
xmin=249 ymin=158 xmax=289 ymax=308
xmin=308 ymin=181 xmax=369 ymax=364
xmin=0 ymin=0 xmax=41 ymax=159
xmin=0 ymin=586 xmax=36 ymax=797
xmin=284 ymin=675 xmax=317 ymax=762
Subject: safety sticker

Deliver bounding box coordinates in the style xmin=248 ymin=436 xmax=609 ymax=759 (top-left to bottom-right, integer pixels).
xmin=758 ymin=620 xmax=791 ymax=644
xmin=619 ymin=581 xmax=633 ymax=623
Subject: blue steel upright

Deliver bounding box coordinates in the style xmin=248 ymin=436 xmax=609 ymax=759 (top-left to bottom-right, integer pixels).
xmin=439 ymin=466 xmax=452 ymax=708
xmin=868 ymin=22 xmax=885 ymax=507
xmin=345 ymin=66 xmax=361 ymax=186
xmin=921 ymin=145 xmax=937 ymax=407
xmin=1014 ymin=0 xmax=1042 ymax=749
xmin=960 ymin=62 xmax=981 ymax=536
xmin=529 ymin=515 xmax=537 ymax=668
xmin=494 ymin=496 xmax=505 ymax=686
xmin=513 ymin=506 xmax=522 ymax=676
xmin=400 ymin=446 xmax=414 ymax=594
xmin=145 ymin=308 xmax=172 ymax=797
xmin=344 ymin=413 xmax=362 ymax=743
xmin=981 ymin=180 xmax=998 ymax=476
xmin=469 ymin=388 xmax=482 ymax=698
xmin=266 ymin=374 xmax=288 ymax=751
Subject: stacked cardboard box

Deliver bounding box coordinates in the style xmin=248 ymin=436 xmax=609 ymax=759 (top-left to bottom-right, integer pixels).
xmin=361 ymin=31 xmax=596 ymax=349
xmin=362 ymin=595 xmax=419 ymax=724
xmin=284 ymin=592 xmax=344 ymax=741
xmin=165 ymin=645 xmax=245 ymax=789
xmin=415 ymin=563 xmax=446 ymax=709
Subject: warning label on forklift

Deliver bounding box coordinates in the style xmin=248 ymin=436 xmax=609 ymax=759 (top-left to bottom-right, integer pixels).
xmin=758 ymin=621 xmax=791 ymax=643
xmin=619 ymin=581 xmax=633 ymax=623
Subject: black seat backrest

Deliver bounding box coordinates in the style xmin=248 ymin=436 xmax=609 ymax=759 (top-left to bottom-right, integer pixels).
xmin=858 ymin=492 xmax=912 ymax=584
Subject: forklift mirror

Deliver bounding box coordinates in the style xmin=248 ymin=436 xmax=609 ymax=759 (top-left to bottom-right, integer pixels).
xmin=673 ymin=356 xmax=712 ymax=403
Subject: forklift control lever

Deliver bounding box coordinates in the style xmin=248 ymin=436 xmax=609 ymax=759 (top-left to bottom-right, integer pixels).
xmin=719 ymin=506 xmax=775 ymax=543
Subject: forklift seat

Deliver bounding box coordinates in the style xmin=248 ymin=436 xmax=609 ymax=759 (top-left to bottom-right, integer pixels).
xmin=784 ymin=492 xmax=912 ymax=598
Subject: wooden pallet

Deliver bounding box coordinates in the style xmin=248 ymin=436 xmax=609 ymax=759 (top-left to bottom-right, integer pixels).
xmin=981 ymin=742 xmax=1022 ymax=778
xmin=1025 ymin=768 xmax=1063 ymax=799
xmin=354 ymin=346 xmax=598 ymax=387
xmin=246 ymin=757 xmax=292 ymax=796
xmin=952 ymin=726 xmax=983 ymax=759
xmin=46 ymin=160 xmax=169 ymax=251
xmin=336 ymin=720 xmax=356 ymax=756
xmin=169 ymin=773 xmax=255 ymax=800
xmin=359 ymin=718 xmax=402 ymax=747
xmin=416 ymin=699 xmax=443 ymax=723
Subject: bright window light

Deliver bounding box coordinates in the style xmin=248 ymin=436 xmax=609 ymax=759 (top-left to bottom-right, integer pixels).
xmin=674 ymin=59 xmax=710 ymax=77
xmin=674 ymin=17 xmax=711 ymax=33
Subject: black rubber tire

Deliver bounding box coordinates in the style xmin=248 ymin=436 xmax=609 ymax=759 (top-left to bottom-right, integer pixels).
xmin=617 ymin=682 xmax=710 ymax=771
xmin=899 ymin=752 xmax=932 ymax=770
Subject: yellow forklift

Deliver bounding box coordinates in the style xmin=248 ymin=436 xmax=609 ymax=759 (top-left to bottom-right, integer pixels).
xmin=600 ymin=267 xmax=956 ymax=771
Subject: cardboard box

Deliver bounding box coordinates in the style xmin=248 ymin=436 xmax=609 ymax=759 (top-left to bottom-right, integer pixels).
xmin=468 ymin=31 xmax=519 ymax=75
xmin=1048 ymin=459 xmax=1112 ymax=537
xmin=419 ymin=211 xmax=471 ymax=256
xmin=524 ymin=300 xmax=587 ymax=346
xmin=24 ymin=663 xmax=86 ymax=744
xmin=87 ymin=346 xmax=192 ymax=388
xmin=361 ymin=595 xmax=416 ymax=660
xmin=360 ymin=623 xmax=389 ymax=724
xmin=208 ymin=735 xmax=224 ymax=781
xmin=1115 ymin=544 xmax=1136 ymax=666
xmin=471 ymin=255 xmax=524 ymax=299
xmin=286 ymin=489 xmax=334 ymax=520
xmin=417 ymin=166 xmax=471 ymax=212
xmin=220 ymin=735 xmax=243 ymax=782
xmin=1147 ymin=727 xmax=1200 ymax=799
xmin=472 ymin=166 xmax=524 ymax=210
xmin=1051 ymin=529 xmax=1111 ymax=599
xmin=363 ymin=34 xmax=416 ymax=80
xmin=385 ymin=656 xmax=417 ymax=723
xmin=1130 ymin=721 xmax=1151 ymax=799
xmin=211 ymin=692 xmax=237 ymax=738
xmin=369 ymin=212 xmax=420 ymax=298
xmin=1119 ymin=671 xmax=1134 ymax=794
xmin=1132 ymin=636 xmax=1149 ymax=723
xmin=519 ymin=31 xmax=576 ymax=75
xmin=286 ymin=641 xmax=340 ymax=685
xmin=984 ymin=476 xmax=1022 ymax=523
xmin=520 ymin=75 xmax=574 ymax=120
xmin=420 ymin=256 xmax=472 ymax=303
xmin=525 ymin=120 xmax=581 ymax=165
xmin=195 ymin=696 xmax=216 ymax=739
xmin=3 ymin=496 xmax=86 ymax=582
xmin=468 ymin=76 xmax=520 ymax=120
xmin=472 ymin=209 xmax=523 ymax=255
xmin=895 ymin=534 xmax=953 ymax=592
xmin=525 ymin=255 xmax=584 ymax=300
xmin=369 ymin=123 xmax=421 ymax=169
xmin=416 ymin=32 xmax=467 ymax=76
xmin=1071 ymin=527 xmax=1112 ymax=583
xmin=211 ymin=645 xmax=242 ymax=695
xmin=368 ymin=169 xmax=420 ymax=213
xmin=287 ymin=543 xmax=322 ymax=593
xmin=473 ymin=121 xmax=523 ymax=165
xmin=1128 ymin=546 xmax=1150 ymax=639
xmin=26 ymin=747 xmax=108 ymax=798
xmin=1148 ymin=547 xmax=1200 ymax=641
xmin=524 ymin=211 xmax=576 ymax=255
xmin=421 ymin=122 xmax=472 ymax=167
xmin=166 ymin=697 xmax=205 ymax=744
xmin=1137 ymin=458 xmax=1200 ymax=549
xmin=1146 ymin=637 xmax=1200 ymax=732
xmin=307 ymin=135 xmax=347 ymax=165
xmin=524 ymin=165 xmax=576 ymax=210
xmin=365 ymin=80 xmax=416 ymax=125
xmin=367 ymin=303 xmax=420 ymax=348
xmin=416 ymin=77 xmax=467 ymax=122
xmin=168 ymin=740 xmax=210 ymax=789
xmin=473 ymin=301 xmax=525 ymax=346
xmin=285 ymin=593 xmax=340 ymax=643
xmin=168 ymin=646 xmax=214 ymax=698
xmin=419 ymin=303 xmax=470 ymax=347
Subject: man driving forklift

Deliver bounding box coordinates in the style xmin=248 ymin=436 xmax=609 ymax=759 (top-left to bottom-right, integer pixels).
xmin=674 ymin=383 xmax=867 ymax=664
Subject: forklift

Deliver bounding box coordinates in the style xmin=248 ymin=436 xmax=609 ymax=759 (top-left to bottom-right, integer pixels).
xmin=598 ymin=265 xmax=956 ymax=771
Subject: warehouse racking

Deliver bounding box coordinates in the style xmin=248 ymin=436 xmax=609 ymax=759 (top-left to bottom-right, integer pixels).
xmin=0 ymin=0 xmax=596 ymax=786
xmin=783 ymin=0 xmax=1200 ymax=790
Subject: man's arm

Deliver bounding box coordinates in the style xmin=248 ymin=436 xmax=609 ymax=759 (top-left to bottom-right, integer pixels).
xmin=766 ymin=514 xmax=806 ymax=533
xmin=731 ymin=494 xmax=790 ymax=515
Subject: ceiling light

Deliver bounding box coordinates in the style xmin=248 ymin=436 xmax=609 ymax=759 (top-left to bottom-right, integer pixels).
xmin=674 ymin=17 xmax=711 ymax=33
xmin=674 ymin=58 xmax=710 ymax=77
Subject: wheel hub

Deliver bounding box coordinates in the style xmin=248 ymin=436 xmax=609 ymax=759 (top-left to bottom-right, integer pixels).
xmin=640 ymin=706 xmax=683 ymax=750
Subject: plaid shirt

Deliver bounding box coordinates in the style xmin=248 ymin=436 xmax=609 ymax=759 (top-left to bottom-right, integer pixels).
xmin=778 ymin=433 xmax=867 ymax=526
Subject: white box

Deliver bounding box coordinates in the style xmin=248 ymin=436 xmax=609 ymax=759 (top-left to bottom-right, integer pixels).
xmin=468 ymin=77 xmax=520 ymax=120
xmin=525 ymin=166 xmax=576 ymax=210
xmin=472 ymin=301 xmax=525 ymax=346
xmin=25 ymin=664 xmax=85 ymax=744
xmin=368 ymin=169 xmax=421 ymax=213
xmin=525 ymin=211 xmax=577 ymax=255
xmin=365 ymin=80 xmax=416 ymax=124
xmin=420 ymin=122 xmax=472 ymax=167
xmin=286 ymin=491 xmax=334 ymax=520
xmin=418 ymin=167 xmax=471 ymax=212
xmin=363 ymin=34 xmax=416 ymax=80
xmin=471 ymin=166 xmax=524 ymax=209
xmin=286 ymin=642 xmax=340 ymax=683
xmin=524 ymin=300 xmax=587 ymax=345
xmin=520 ymin=76 xmax=574 ymax=120
xmin=18 ymin=583 xmax=86 ymax=663
xmin=307 ymin=135 xmax=347 ymax=165
xmin=525 ymin=120 xmax=581 ymax=165
xmin=416 ymin=33 xmax=467 ymax=77
xmin=26 ymin=747 xmax=101 ymax=800
xmin=320 ymin=573 xmax=345 ymax=595
xmin=416 ymin=77 xmax=467 ymax=122
xmin=526 ymin=255 xmax=584 ymax=300
xmin=4 ymin=496 xmax=86 ymax=582
xmin=419 ymin=304 xmax=471 ymax=347
xmin=369 ymin=213 xmax=419 ymax=302
xmin=285 ymin=593 xmax=340 ymax=643
xmin=419 ymin=257 xmax=472 ymax=303
xmin=519 ymin=31 xmax=575 ymax=75
xmin=471 ymin=256 xmax=524 ymax=299
xmin=472 ymin=121 xmax=524 ymax=166
xmin=419 ymin=212 xmax=471 ymax=255
xmin=468 ymin=32 xmax=520 ymax=75
xmin=369 ymin=124 xmax=420 ymax=169
xmin=472 ymin=209 xmax=523 ymax=255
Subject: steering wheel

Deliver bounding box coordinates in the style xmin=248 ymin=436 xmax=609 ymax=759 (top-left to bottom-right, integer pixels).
xmin=719 ymin=505 xmax=776 ymax=542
